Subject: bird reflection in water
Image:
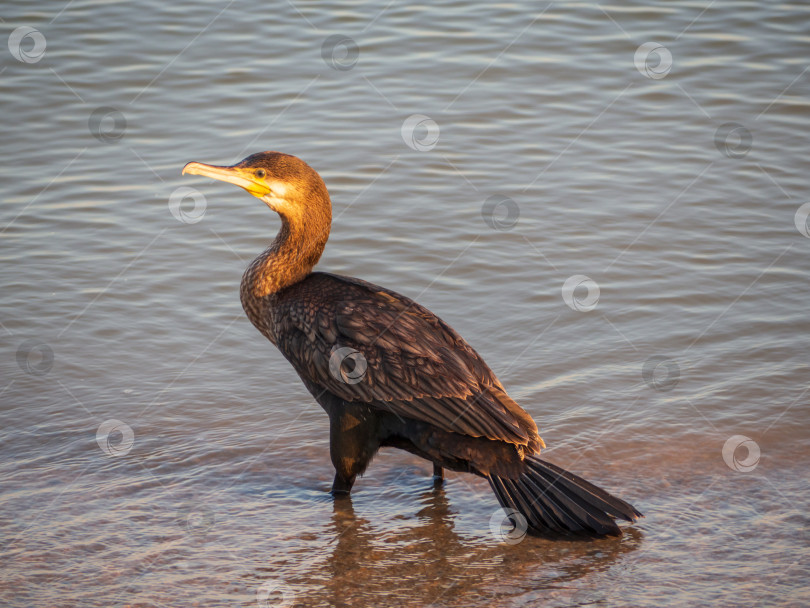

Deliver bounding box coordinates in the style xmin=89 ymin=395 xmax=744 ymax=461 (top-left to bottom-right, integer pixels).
xmin=303 ymin=479 xmax=643 ymax=606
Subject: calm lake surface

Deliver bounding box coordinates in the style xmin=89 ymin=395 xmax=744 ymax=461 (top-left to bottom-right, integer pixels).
xmin=2 ymin=1 xmax=809 ymax=606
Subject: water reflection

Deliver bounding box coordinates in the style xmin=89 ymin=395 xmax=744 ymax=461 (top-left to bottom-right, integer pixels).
xmin=266 ymin=487 xmax=643 ymax=606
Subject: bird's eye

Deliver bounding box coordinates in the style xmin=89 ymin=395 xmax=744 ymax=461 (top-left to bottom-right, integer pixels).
xmin=255 ymin=169 xmax=266 ymax=179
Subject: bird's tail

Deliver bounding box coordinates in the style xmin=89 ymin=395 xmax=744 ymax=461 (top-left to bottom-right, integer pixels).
xmin=488 ymin=455 xmax=642 ymax=536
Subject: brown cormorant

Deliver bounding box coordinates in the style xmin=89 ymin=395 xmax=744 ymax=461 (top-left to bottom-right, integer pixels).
xmin=182 ymin=152 xmax=642 ymax=536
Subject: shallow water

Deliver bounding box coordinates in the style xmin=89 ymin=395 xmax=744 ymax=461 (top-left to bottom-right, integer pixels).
xmin=1 ymin=1 xmax=809 ymax=606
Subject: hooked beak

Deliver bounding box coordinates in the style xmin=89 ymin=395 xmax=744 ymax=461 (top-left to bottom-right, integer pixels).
xmin=182 ymin=161 xmax=270 ymax=199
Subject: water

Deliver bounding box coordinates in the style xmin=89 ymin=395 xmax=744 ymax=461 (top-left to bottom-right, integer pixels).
xmin=1 ymin=0 xmax=809 ymax=606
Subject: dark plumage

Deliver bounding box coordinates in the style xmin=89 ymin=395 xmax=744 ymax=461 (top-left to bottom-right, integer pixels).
xmin=183 ymin=151 xmax=642 ymax=536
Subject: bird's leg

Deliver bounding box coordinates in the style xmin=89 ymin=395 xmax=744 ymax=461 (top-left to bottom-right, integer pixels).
xmin=432 ymin=463 xmax=444 ymax=486
xmin=329 ymin=403 xmax=380 ymax=496
xmin=331 ymin=471 xmax=356 ymax=495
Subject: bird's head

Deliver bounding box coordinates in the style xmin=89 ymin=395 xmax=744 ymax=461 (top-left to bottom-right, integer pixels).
xmin=182 ymin=151 xmax=331 ymax=222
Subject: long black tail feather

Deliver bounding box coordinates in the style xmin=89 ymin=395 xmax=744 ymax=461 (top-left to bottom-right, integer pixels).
xmin=488 ymin=455 xmax=643 ymax=536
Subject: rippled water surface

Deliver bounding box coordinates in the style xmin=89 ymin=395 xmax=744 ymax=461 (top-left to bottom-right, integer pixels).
xmin=2 ymin=1 xmax=809 ymax=606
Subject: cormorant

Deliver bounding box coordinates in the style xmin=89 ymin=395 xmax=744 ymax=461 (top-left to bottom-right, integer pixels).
xmin=182 ymin=152 xmax=642 ymax=536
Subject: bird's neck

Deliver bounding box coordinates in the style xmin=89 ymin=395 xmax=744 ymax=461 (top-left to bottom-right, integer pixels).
xmin=242 ymin=213 xmax=329 ymax=299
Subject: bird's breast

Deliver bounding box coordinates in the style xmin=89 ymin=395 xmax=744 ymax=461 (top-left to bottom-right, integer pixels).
xmin=239 ymin=278 xmax=278 ymax=345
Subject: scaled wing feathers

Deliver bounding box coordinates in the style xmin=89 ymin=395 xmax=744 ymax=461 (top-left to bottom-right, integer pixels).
xmin=274 ymin=273 xmax=542 ymax=452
